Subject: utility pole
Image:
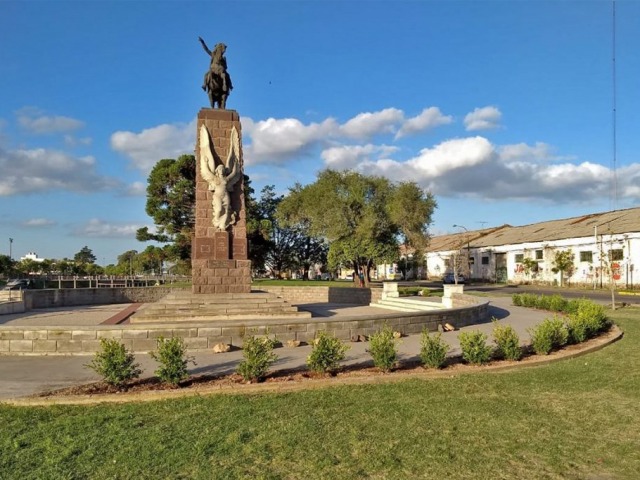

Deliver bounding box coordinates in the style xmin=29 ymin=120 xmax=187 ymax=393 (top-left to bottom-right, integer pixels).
xmin=9 ymin=238 xmax=13 ymax=260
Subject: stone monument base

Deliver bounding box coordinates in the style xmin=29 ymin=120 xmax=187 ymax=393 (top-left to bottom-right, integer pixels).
xmin=191 ymin=259 xmax=251 ymax=295
xmin=129 ymin=290 xmax=311 ymax=324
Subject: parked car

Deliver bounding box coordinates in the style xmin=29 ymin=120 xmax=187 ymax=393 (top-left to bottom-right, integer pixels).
xmin=3 ymin=279 xmax=32 ymax=290
xmin=442 ymin=273 xmax=465 ymax=284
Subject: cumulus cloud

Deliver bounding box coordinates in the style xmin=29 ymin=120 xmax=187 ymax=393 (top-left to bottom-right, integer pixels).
xmin=22 ymin=218 xmax=56 ymax=228
xmin=110 ymin=120 xmax=195 ymax=173
xmin=242 ymin=117 xmax=338 ymax=165
xmin=340 ymin=108 xmax=403 ymax=139
xmin=0 ymin=146 xmax=120 ymax=196
xmin=124 ymin=181 xmax=146 ymax=196
xmin=464 ymin=106 xmax=502 ymax=131
xmin=352 ymin=137 xmax=640 ymax=203
xmin=63 ymin=135 xmax=92 ymax=147
xmin=16 ymin=107 xmax=84 ymax=134
xmin=395 ymin=107 xmax=453 ymax=139
xmin=76 ymin=219 xmax=145 ymax=238
xmin=321 ymin=144 xmax=399 ymax=169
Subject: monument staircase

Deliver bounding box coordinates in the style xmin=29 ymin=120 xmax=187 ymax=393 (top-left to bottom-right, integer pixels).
xmin=129 ymin=290 xmax=311 ymax=324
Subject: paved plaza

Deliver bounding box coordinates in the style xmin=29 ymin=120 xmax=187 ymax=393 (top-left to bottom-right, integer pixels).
xmin=0 ymin=296 xmax=549 ymax=400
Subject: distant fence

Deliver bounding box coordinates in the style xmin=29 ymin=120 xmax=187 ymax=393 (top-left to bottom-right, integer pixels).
xmin=4 ymin=275 xmax=190 ymax=290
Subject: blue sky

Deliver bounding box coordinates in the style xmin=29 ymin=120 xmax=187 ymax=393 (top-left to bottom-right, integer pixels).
xmin=1 ymin=0 xmax=639 ymax=265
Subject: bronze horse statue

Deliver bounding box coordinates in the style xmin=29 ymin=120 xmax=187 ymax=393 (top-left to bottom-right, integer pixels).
xmin=199 ymin=37 xmax=233 ymax=109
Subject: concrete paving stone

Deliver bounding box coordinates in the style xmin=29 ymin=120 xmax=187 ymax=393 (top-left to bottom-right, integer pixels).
xmin=96 ymin=330 xmax=123 ymax=339
xmin=9 ymin=340 xmax=33 ymax=352
xmin=122 ymin=329 xmax=149 ymax=339
xmin=47 ymin=330 xmax=72 ymax=340
xmin=32 ymin=340 xmax=57 ymax=353
xmin=71 ymin=330 xmax=97 ymax=340
xmin=23 ymin=330 xmax=49 ymax=340
xmin=56 ymin=340 xmax=84 ymax=353
xmin=0 ymin=331 xmax=24 ymax=340
xmin=0 ymin=340 xmax=9 ymax=351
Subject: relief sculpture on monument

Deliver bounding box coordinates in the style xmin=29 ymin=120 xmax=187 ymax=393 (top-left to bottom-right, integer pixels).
xmin=199 ymin=124 xmax=242 ymax=231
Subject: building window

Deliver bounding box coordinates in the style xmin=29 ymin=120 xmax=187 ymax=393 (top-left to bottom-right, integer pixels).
xmin=609 ymin=249 xmax=623 ymax=261
xmin=580 ymin=251 xmax=593 ymax=262
xmin=535 ymin=250 xmax=543 ymax=260
xmin=481 ymin=256 xmax=489 ymax=265
xmin=515 ymin=253 xmax=524 ymax=263
xmin=469 ymin=256 xmax=475 ymax=265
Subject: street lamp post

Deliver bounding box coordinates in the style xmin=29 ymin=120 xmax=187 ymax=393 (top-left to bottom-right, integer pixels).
xmin=453 ymin=224 xmax=471 ymax=281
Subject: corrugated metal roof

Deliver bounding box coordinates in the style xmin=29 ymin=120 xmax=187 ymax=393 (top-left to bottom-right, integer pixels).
xmin=428 ymin=206 xmax=640 ymax=251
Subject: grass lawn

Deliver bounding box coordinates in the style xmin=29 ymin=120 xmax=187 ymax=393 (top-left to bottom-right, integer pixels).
xmin=1 ymin=309 xmax=639 ymax=479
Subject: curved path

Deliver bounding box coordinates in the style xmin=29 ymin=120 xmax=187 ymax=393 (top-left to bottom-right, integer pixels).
xmin=0 ymin=297 xmax=548 ymax=400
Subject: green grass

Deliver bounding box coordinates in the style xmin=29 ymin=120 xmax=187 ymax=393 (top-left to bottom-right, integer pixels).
xmin=1 ymin=309 xmax=639 ymax=479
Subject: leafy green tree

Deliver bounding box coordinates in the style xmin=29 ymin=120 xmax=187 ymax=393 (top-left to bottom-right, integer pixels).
xmin=278 ymin=170 xmax=436 ymax=286
xmin=137 ymin=155 xmax=196 ymax=267
xmin=552 ymin=249 xmax=574 ymax=287
xmin=74 ymin=246 xmax=97 ymax=265
xmin=0 ymin=254 xmax=16 ymax=277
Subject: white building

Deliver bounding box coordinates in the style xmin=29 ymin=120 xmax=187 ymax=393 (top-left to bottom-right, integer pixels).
xmin=426 ymin=207 xmax=640 ymax=288
xmin=19 ymin=252 xmax=45 ymax=263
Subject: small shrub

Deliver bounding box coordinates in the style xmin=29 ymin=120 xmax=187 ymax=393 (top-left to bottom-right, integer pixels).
xmin=85 ymin=338 xmax=142 ymax=388
xmin=150 ymin=336 xmax=195 ymax=386
xmin=307 ymin=331 xmax=349 ymax=374
xmin=492 ymin=321 xmax=522 ymax=361
xmin=420 ymin=330 xmax=449 ymax=369
xmin=512 ymin=293 xmax=523 ymax=306
xmin=567 ymin=300 xmax=610 ymax=343
xmin=458 ymin=330 xmax=492 ymax=365
xmin=420 ymin=288 xmax=431 ymax=297
xmin=368 ymin=324 xmax=398 ymax=372
xmin=547 ymin=295 xmax=568 ymax=312
xmin=237 ymin=336 xmax=278 ymax=382
xmin=529 ymin=316 xmax=569 ymax=355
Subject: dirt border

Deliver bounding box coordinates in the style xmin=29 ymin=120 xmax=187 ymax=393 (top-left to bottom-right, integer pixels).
xmin=4 ymin=326 xmax=623 ymax=407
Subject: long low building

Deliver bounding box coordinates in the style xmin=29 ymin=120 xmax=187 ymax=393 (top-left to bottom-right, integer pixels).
xmin=426 ymin=207 xmax=640 ymax=288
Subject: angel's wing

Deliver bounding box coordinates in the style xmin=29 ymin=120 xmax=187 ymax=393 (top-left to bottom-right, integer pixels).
xmin=225 ymin=126 xmax=242 ymax=191
xmin=199 ymin=124 xmax=216 ymax=185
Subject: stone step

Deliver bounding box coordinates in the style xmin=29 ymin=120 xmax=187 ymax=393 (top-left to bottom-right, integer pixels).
xmin=134 ymin=305 xmax=300 ymax=316
xmin=369 ymin=297 xmax=444 ymax=312
xmin=130 ymin=310 xmax=312 ymax=324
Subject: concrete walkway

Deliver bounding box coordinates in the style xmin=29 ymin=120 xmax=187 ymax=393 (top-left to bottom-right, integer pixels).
xmin=0 ymin=297 xmax=549 ymax=400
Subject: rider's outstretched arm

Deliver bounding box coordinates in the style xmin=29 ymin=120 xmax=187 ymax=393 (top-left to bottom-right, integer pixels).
xmin=198 ymin=36 xmax=211 ymax=55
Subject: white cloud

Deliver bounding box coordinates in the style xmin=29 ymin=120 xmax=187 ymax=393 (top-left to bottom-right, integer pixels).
xmin=110 ymin=120 xmax=196 ymax=173
xmin=351 ymin=137 xmax=640 ymax=203
xmin=16 ymin=107 xmax=84 ymax=134
xmin=464 ymin=106 xmax=502 ymax=131
xmin=124 ymin=181 xmax=146 ymax=196
xmin=0 ymin=146 xmax=119 ymax=196
xmin=340 ymin=108 xmax=403 ymax=139
xmin=22 ymin=218 xmax=57 ymax=227
xmin=321 ymin=144 xmax=399 ymax=169
xmin=395 ymin=107 xmax=453 ymax=139
xmin=76 ymin=219 xmax=144 ymax=238
xmin=63 ymin=135 xmax=93 ymax=147
xmin=242 ymin=117 xmax=338 ymax=165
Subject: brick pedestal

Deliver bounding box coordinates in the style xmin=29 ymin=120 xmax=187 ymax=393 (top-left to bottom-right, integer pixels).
xmin=192 ymin=109 xmax=251 ymax=294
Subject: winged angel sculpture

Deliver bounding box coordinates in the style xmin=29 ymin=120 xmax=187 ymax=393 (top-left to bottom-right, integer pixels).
xmin=199 ymin=124 xmax=242 ymax=231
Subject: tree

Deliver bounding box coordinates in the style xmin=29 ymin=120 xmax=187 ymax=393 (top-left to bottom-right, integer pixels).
xmin=74 ymin=246 xmax=97 ymax=265
xmin=551 ymin=249 xmax=574 ymax=287
xmin=0 ymin=254 xmax=16 ymax=277
xmin=137 ymin=155 xmax=196 ymax=268
xmin=278 ymin=170 xmax=436 ymax=286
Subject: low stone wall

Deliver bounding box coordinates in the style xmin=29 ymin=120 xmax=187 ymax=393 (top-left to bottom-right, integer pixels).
xmin=24 ymin=287 xmax=185 ymax=310
xmin=0 ymin=300 xmax=25 ymax=315
xmin=23 ymin=286 xmax=383 ymax=310
xmin=0 ymin=295 xmax=488 ymax=355
xmin=257 ymin=286 xmax=383 ymax=305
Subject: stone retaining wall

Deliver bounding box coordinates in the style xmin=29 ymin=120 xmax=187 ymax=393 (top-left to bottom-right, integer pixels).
xmin=0 ymin=294 xmax=488 ymax=355
xmin=23 ymin=286 xmax=383 ymax=310
xmin=24 ymin=287 xmax=184 ymax=310
xmin=257 ymin=286 xmax=383 ymax=305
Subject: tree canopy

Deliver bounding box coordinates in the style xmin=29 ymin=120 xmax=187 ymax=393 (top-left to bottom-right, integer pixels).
xmin=136 ymin=154 xmax=196 ymax=267
xmin=277 ymin=169 xmax=436 ymax=284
